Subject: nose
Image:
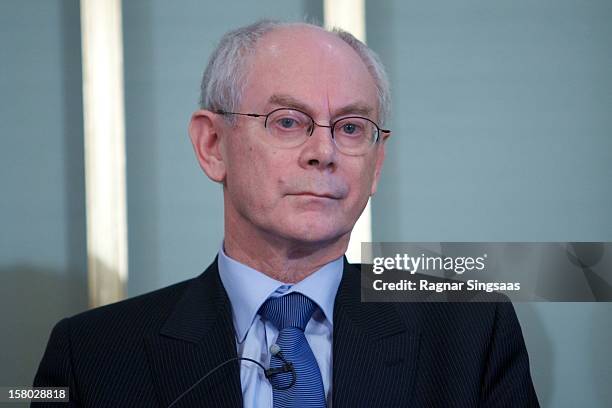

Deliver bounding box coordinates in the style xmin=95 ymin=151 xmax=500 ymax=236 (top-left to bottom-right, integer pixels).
xmin=298 ymin=123 xmax=337 ymax=171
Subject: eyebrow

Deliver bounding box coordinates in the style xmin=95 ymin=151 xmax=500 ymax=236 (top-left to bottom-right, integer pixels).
xmin=267 ymin=94 xmax=375 ymax=120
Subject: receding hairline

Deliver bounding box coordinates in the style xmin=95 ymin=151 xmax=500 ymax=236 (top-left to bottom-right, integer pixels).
xmin=249 ymin=23 xmax=369 ymax=71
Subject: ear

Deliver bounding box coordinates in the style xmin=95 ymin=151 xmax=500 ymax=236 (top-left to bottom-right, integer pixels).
xmin=370 ymin=134 xmax=389 ymax=196
xmin=188 ymin=110 xmax=226 ymax=183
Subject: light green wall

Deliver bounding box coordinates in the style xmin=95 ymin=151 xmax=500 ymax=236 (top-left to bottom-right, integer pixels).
xmin=0 ymin=0 xmax=87 ymax=391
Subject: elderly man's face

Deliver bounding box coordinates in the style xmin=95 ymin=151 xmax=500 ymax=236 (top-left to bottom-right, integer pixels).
xmin=219 ymin=27 xmax=385 ymax=246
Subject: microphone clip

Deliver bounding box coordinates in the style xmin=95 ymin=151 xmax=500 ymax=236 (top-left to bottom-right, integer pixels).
xmin=264 ymin=349 xmax=297 ymax=390
xmin=264 ymin=362 xmax=294 ymax=378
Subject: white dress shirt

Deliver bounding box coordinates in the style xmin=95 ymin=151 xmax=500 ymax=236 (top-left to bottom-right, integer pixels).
xmin=217 ymin=245 xmax=343 ymax=408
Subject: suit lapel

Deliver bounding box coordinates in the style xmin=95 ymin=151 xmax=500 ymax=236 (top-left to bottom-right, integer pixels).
xmin=144 ymin=259 xmax=243 ymax=408
xmin=332 ymin=259 xmax=420 ymax=407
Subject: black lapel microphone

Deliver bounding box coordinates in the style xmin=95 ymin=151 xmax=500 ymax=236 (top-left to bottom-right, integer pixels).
xmin=167 ymin=344 xmax=296 ymax=408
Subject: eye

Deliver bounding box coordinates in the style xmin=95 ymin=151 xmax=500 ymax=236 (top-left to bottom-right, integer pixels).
xmin=342 ymin=123 xmax=358 ymax=134
xmin=278 ymin=117 xmax=299 ymax=129
xmin=268 ymin=109 xmax=310 ymax=132
xmin=336 ymin=119 xmax=366 ymax=137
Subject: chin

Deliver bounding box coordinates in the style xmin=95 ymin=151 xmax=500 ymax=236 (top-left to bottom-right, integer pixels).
xmin=276 ymin=218 xmax=351 ymax=245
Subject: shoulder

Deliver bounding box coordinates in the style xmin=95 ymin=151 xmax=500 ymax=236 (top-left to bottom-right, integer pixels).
xmin=50 ymin=275 xmax=203 ymax=356
xmin=71 ymin=278 xmax=193 ymax=331
xmin=34 ymin=276 xmax=201 ymax=391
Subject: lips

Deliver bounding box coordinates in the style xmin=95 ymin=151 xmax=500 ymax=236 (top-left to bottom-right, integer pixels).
xmin=290 ymin=192 xmax=340 ymax=199
xmin=284 ymin=179 xmax=349 ymax=200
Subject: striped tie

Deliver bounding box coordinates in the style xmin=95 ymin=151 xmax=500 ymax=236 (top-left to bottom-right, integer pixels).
xmin=258 ymin=292 xmax=327 ymax=408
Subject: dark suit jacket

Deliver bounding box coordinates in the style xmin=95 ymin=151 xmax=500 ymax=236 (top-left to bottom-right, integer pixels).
xmin=33 ymin=258 xmax=539 ymax=407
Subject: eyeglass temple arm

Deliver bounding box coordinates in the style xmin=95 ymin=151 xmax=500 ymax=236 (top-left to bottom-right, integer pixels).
xmin=214 ymin=110 xmax=264 ymax=118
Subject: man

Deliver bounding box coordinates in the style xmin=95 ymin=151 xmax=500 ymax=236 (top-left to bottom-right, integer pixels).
xmin=34 ymin=20 xmax=539 ymax=407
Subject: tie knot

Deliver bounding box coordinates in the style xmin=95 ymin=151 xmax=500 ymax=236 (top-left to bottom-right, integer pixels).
xmin=258 ymin=292 xmax=317 ymax=331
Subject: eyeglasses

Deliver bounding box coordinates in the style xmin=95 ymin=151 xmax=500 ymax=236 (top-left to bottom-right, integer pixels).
xmin=215 ymin=107 xmax=391 ymax=156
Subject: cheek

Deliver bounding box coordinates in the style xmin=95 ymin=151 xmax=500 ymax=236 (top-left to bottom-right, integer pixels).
xmin=225 ymin=142 xmax=285 ymax=207
xmin=346 ymin=161 xmax=377 ymax=200
xmin=226 ymin=144 xmax=258 ymax=196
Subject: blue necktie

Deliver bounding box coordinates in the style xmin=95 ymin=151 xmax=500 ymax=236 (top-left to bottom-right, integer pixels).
xmin=258 ymin=292 xmax=327 ymax=408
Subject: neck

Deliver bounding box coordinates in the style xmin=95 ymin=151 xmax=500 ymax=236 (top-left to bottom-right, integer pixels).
xmin=223 ymin=224 xmax=349 ymax=284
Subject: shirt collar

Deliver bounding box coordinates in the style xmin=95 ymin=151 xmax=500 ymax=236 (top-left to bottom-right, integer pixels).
xmin=217 ymin=243 xmax=343 ymax=343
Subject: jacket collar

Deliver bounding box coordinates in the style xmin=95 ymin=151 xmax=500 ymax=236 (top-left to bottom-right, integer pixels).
xmin=332 ymin=258 xmax=420 ymax=407
xmin=145 ymin=258 xmax=243 ymax=408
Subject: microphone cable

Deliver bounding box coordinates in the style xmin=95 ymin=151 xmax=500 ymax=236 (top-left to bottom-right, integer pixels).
xmin=167 ymin=344 xmax=295 ymax=408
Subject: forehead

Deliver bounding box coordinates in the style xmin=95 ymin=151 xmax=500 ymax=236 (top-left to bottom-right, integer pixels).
xmin=241 ymin=26 xmax=379 ymax=117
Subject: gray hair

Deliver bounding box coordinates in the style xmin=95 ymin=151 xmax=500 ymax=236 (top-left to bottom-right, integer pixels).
xmin=199 ymin=20 xmax=391 ymax=126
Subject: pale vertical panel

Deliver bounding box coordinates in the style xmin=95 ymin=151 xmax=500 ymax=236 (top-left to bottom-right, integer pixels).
xmin=80 ymin=0 xmax=127 ymax=307
xmin=324 ymin=0 xmax=370 ymax=263
xmin=324 ymin=0 xmax=365 ymax=41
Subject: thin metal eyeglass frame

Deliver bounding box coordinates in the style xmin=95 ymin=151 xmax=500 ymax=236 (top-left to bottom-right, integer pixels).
xmin=214 ymin=107 xmax=391 ymax=150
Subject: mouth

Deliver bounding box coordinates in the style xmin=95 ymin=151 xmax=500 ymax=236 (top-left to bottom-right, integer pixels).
xmin=289 ymin=192 xmax=341 ymax=200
